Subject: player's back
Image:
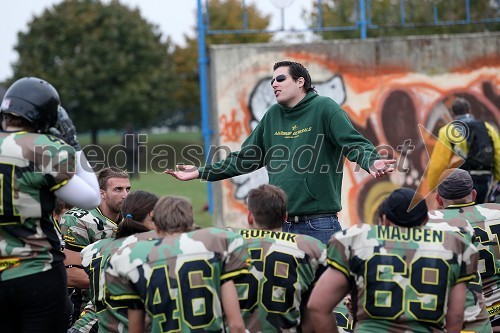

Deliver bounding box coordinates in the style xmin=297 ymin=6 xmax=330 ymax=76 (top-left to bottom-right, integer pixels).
xmin=427 ymin=208 xmax=493 ymax=332
xmin=328 ymin=223 xmax=477 ymax=333
xmin=79 ymin=230 xmax=158 ymax=332
xmin=0 ymin=131 xmax=74 ymax=280
xmin=430 ymin=202 xmax=500 ymax=328
xmin=106 ymin=227 xmax=249 ymax=333
xmin=80 ymin=238 xmax=123 ymax=332
xmin=235 ymin=228 xmax=326 ymax=333
xmin=61 ymin=206 xmax=121 ymax=323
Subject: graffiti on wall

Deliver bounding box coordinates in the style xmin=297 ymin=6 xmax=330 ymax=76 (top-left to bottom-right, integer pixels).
xmin=215 ymin=55 xmax=499 ymax=228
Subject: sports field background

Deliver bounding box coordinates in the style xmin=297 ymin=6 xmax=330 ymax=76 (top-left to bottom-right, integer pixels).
xmin=79 ymin=131 xmax=213 ymax=227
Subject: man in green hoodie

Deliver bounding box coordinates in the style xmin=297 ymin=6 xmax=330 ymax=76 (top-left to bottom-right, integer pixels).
xmin=166 ymin=61 xmax=395 ymax=243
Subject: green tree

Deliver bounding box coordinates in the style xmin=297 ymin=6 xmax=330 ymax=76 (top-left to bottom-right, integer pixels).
xmin=172 ymin=0 xmax=272 ymax=125
xmin=10 ymin=0 xmax=175 ymax=143
xmin=306 ymin=0 xmax=499 ymax=40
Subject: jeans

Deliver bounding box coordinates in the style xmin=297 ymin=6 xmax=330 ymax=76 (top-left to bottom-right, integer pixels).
xmin=282 ymin=215 xmax=342 ymax=244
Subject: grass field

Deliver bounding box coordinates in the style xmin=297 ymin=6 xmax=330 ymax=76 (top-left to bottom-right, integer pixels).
xmin=79 ymin=131 xmax=213 ymax=227
xmin=130 ymin=173 xmax=213 ymax=227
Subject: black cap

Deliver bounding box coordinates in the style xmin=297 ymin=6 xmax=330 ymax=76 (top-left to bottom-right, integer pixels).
xmin=437 ymin=168 xmax=474 ymax=200
xmin=382 ymin=188 xmax=428 ymax=227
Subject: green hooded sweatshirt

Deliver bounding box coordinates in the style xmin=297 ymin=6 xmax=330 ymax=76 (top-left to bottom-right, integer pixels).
xmin=199 ymin=92 xmax=380 ymax=215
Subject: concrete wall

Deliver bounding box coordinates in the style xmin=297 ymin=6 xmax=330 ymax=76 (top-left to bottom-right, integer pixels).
xmin=207 ymin=32 xmax=500 ymax=228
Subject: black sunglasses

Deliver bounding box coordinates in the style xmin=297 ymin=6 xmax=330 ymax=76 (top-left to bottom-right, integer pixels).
xmin=270 ymin=74 xmax=288 ymax=86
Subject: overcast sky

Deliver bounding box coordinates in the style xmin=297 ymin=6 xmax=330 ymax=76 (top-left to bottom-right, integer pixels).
xmin=0 ymin=0 xmax=313 ymax=82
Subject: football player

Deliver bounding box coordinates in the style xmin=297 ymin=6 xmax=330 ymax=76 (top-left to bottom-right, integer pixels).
xmin=0 ymin=77 xmax=100 ymax=333
xmin=233 ymin=184 xmax=328 ymax=332
xmin=76 ymin=190 xmax=158 ymax=333
xmin=308 ymin=188 xmax=478 ymax=333
xmin=106 ymin=196 xmax=249 ymax=333
xmin=61 ymin=166 xmax=131 ymax=332
xmin=429 ymin=168 xmax=498 ymax=332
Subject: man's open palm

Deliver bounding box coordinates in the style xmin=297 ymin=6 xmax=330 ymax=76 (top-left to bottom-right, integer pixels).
xmin=165 ymin=165 xmax=199 ymax=181
xmin=369 ymin=159 xmax=397 ymax=179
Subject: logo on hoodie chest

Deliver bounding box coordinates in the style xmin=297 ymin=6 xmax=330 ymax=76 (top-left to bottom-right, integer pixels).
xmin=274 ymin=124 xmax=312 ymax=139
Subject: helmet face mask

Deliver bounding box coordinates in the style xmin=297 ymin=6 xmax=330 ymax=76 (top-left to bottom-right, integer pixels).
xmin=0 ymin=77 xmax=60 ymax=133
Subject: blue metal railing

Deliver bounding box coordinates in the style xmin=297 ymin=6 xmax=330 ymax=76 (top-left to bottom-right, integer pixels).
xmin=196 ymin=0 xmax=214 ymax=213
xmin=201 ymin=0 xmax=499 ymax=37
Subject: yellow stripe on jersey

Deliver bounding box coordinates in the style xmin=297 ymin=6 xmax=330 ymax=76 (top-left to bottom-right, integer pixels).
xmin=221 ymin=268 xmax=249 ymax=281
xmin=456 ymin=273 xmax=476 ymax=284
xmin=327 ymin=258 xmax=350 ymax=278
xmin=50 ymin=179 xmax=69 ymax=192
xmin=109 ymin=294 xmax=142 ymax=301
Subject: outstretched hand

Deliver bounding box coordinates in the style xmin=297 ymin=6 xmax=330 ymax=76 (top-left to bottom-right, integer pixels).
xmin=369 ymin=159 xmax=396 ymax=179
xmin=164 ymin=164 xmax=199 ymax=181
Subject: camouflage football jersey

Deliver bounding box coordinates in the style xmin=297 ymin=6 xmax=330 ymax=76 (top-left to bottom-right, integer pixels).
xmin=334 ymin=301 xmax=354 ymax=333
xmin=106 ymin=227 xmax=249 ymax=333
xmin=70 ymin=238 xmax=115 ymax=333
xmin=60 ymin=207 xmax=120 ymax=252
xmin=61 ymin=206 xmax=121 ymax=325
xmin=69 ymin=301 xmax=98 ymax=333
xmin=429 ymin=202 xmax=500 ymax=328
xmin=0 ymin=132 xmax=75 ymax=280
xmin=233 ymin=229 xmax=327 ymax=332
xmin=327 ymin=223 xmax=478 ymax=333
xmin=427 ymin=209 xmax=492 ymax=332
xmin=79 ymin=230 xmax=158 ymax=333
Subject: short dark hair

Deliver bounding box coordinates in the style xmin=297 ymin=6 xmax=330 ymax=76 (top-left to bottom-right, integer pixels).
xmin=247 ymin=184 xmax=287 ymax=229
xmin=54 ymin=198 xmax=73 ymax=215
xmin=451 ymin=97 xmax=471 ymax=116
xmin=116 ymin=190 xmax=159 ymax=238
xmin=273 ymin=61 xmax=316 ymax=93
xmin=2 ymin=113 xmax=35 ymax=132
xmin=98 ymin=167 xmax=129 ymax=190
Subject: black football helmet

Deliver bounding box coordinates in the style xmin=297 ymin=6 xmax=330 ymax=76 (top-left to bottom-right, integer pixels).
xmin=0 ymin=77 xmax=60 ymax=132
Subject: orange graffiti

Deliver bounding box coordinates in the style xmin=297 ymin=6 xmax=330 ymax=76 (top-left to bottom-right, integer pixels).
xmin=343 ymin=71 xmax=499 ymax=227
xmin=215 ymin=48 xmax=499 ymax=229
xmin=219 ymin=108 xmax=242 ymax=142
xmin=223 ymin=179 xmax=248 ymax=214
xmin=451 ymin=54 xmax=500 ymax=73
xmin=238 ymin=90 xmax=253 ymax=136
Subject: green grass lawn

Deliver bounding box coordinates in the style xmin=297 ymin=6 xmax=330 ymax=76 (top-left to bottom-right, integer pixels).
xmin=130 ymin=172 xmax=213 ymax=227
xmin=79 ymin=131 xmax=213 ymax=227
